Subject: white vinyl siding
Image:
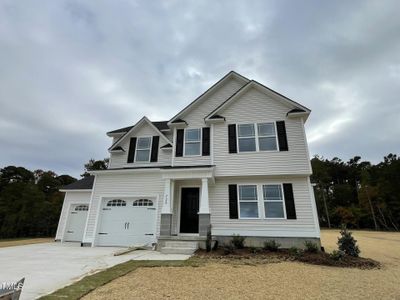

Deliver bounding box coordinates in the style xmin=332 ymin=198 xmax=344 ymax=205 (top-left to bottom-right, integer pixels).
xmin=209 ymin=176 xmax=319 ymax=238
xmin=173 ymin=76 xmax=246 ymax=166
xmin=109 ymin=123 xmax=171 ymax=168
xmin=213 ymin=87 xmax=312 ymax=176
xmin=55 ymin=191 xmax=91 ymax=241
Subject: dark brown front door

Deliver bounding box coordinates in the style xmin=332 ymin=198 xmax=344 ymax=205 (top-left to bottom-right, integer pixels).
xmin=180 ymin=188 xmax=200 ymax=233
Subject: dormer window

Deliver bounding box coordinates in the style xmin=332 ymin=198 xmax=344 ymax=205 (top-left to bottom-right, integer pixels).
xmin=135 ymin=137 xmax=152 ymax=162
xmin=184 ymin=129 xmax=201 ymax=156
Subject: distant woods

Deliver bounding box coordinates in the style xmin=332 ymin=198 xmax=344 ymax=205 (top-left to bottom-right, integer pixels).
xmin=0 ymin=155 xmax=399 ymax=239
xmin=312 ymin=154 xmax=400 ymax=231
xmin=0 ymin=159 xmax=109 ymax=239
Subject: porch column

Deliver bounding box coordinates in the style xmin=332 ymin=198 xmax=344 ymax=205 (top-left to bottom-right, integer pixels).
xmin=160 ymin=179 xmax=172 ymax=236
xmin=199 ymin=178 xmax=211 ymax=237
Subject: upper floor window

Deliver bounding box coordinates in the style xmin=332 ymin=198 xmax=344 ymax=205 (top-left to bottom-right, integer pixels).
xmin=136 ymin=137 xmax=152 ymax=162
xmin=237 ymin=123 xmax=277 ymax=152
xmin=238 ymin=185 xmax=259 ymax=218
xmin=263 ymin=185 xmax=285 ymax=218
xmin=184 ymin=128 xmax=201 ymax=156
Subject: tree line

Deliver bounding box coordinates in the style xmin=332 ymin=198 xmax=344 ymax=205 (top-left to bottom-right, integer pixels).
xmin=0 ymin=155 xmax=398 ymax=239
xmin=312 ymin=153 xmax=400 ymax=231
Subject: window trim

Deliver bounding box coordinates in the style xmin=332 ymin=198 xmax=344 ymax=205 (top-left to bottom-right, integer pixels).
xmin=183 ymin=128 xmax=202 ymax=157
xmin=236 ymin=122 xmax=279 ymax=153
xmin=237 ymin=184 xmax=260 ymax=219
xmin=134 ymin=136 xmax=152 ymax=163
xmin=262 ymin=183 xmax=287 ymax=219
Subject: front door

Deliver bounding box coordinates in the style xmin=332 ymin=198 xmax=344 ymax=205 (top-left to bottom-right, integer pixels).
xmin=180 ymin=188 xmax=200 ymax=233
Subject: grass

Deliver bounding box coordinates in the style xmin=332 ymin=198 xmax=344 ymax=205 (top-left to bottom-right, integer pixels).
xmin=0 ymin=237 xmax=53 ymax=248
xmin=39 ymin=260 xmax=200 ymax=300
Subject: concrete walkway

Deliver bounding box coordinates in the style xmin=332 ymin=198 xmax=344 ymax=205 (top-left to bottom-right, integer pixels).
xmin=0 ymin=242 xmax=189 ymax=299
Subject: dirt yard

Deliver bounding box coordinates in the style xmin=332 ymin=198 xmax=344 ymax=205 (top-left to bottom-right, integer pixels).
xmin=0 ymin=237 xmax=53 ymax=248
xmin=83 ymin=230 xmax=400 ymax=300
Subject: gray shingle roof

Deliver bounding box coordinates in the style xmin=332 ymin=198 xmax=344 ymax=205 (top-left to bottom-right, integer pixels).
xmin=107 ymin=121 xmax=169 ymax=134
xmin=61 ymin=176 xmax=94 ymax=190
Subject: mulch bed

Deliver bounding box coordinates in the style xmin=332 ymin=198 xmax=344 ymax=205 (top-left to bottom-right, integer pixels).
xmin=195 ymin=248 xmax=380 ymax=270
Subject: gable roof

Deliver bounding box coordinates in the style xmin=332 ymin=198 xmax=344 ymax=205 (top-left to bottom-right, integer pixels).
xmin=107 ymin=121 xmax=169 ymax=135
xmin=205 ymin=80 xmax=311 ymax=121
xmin=61 ymin=175 xmax=94 ymax=190
xmin=168 ymin=71 xmax=250 ymax=125
xmin=108 ymin=116 xmax=170 ymax=151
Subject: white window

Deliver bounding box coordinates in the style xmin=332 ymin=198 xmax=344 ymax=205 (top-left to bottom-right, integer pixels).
xmin=238 ymin=124 xmax=256 ymax=152
xmin=238 ymin=185 xmax=259 ymax=218
xmin=107 ymin=199 xmax=126 ymax=207
xmin=263 ymin=185 xmax=285 ymax=218
xmin=237 ymin=123 xmax=278 ymax=152
xmin=136 ymin=137 xmax=152 ymax=162
xmin=133 ymin=199 xmax=153 ymax=206
xmin=184 ymin=128 xmax=201 ymax=156
xmin=258 ymin=123 xmax=277 ymax=151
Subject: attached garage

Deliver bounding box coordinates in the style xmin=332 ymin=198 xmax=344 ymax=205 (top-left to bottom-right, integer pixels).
xmin=64 ymin=204 xmax=89 ymax=242
xmin=96 ymin=198 xmax=157 ymax=247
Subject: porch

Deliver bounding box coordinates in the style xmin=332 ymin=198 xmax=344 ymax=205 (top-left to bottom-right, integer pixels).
xmin=158 ymin=166 xmax=214 ymax=251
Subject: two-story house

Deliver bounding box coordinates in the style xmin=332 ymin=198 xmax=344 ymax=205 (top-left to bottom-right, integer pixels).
xmin=56 ymin=71 xmax=320 ymax=253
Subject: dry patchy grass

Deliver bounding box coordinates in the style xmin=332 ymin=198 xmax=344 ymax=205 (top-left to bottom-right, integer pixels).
xmin=0 ymin=237 xmax=53 ymax=248
xmin=82 ymin=230 xmax=400 ymax=300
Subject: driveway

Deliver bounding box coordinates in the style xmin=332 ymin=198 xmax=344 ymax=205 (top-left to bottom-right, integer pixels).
xmin=0 ymin=242 xmax=189 ymax=299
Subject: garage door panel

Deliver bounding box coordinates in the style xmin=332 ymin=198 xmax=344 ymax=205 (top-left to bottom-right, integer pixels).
xmin=64 ymin=204 xmax=88 ymax=242
xmin=97 ymin=198 xmax=157 ymax=247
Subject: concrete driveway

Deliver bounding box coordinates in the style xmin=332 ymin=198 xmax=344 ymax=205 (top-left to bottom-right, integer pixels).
xmin=0 ymin=242 xmax=189 ymax=299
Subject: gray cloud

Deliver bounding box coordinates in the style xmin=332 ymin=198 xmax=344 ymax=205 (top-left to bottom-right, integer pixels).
xmin=0 ymin=0 xmax=399 ymax=177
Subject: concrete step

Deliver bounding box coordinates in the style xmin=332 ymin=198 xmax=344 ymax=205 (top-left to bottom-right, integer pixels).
xmin=161 ymin=246 xmax=197 ymax=255
xmin=164 ymin=241 xmax=198 ymax=248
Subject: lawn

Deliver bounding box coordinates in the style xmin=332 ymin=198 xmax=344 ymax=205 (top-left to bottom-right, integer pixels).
xmin=0 ymin=237 xmax=53 ymax=248
xmin=46 ymin=230 xmax=400 ymax=299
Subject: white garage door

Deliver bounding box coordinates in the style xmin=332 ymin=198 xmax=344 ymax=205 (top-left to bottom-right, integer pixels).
xmin=97 ymin=198 xmax=156 ymax=247
xmin=64 ymin=204 xmax=88 ymax=242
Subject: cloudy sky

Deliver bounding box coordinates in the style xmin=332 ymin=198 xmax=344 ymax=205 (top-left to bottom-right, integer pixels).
xmin=1 ymin=0 xmax=399 ymax=178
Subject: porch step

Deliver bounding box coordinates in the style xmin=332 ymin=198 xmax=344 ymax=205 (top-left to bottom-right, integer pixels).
xmin=161 ymin=240 xmax=198 ymax=255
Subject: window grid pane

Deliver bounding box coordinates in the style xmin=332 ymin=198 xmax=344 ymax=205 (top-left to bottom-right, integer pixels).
xmin=136 ymin=149 xmax=150 ymax=161
xmin=185 ymin=129 xmax=200 ymax=142
xmin=238 ymin=124 xmax=255 ymax=137
xmin=137 ymin=137 xmax=151 ymax=149
xmin=258 ymin=123 xmax=275 ymax=136
xmin=263 ymin=185 xmax=284 ymax=218
xmin=239 ymin=185 xmax=257 ymax=200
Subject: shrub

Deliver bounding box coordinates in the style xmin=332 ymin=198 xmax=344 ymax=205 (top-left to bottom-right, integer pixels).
xmin=304 ymin=241 xmax=319 ymax=253
xmin=263 ymin=240 xmax=281 ymax=252
xmin=288 ymin=246 xmax=304 ymax=257
xmin=337 ymin=226 xmax=360 ymax=257
xmin=249 ymin=246 xmax=261 ymax=254
xmin=206 ymin=225 xmax=212 ymax=252
xmin=222 ymin=243 xmax=235 ymax=255
xmin=231 ymin=234 xmax=245 ymax=249
xmin=330 ymin=250 xmax=345 ymax=261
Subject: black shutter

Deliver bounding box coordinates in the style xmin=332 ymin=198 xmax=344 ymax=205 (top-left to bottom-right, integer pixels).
xmin=202 ymin=127 xmax=210 ymax=156
xmin=228 ymin=124 xmax=237 ymax=153
xmin=283 ymin=183 xmax=296 ymax=219
xmin=127 ymin=137 xmax=137 ymax=163
xmin=228 ymin=184 xmax=238 ymax=219
xmin=276 ymin=121 xmax=288 ymax=151
xmin=175 ymin=129 xmax=184 ymax=157
xmin=150 ymin=136 xmax=159 ymax=162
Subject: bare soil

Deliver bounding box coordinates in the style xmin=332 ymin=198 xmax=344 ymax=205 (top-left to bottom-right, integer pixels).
xmin=0 ymin=237 xmax=53 ymax=248
xmin=83 ymin=230 xmax=400 ymax=300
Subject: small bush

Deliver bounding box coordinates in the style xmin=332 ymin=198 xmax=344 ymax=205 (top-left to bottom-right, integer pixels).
xmin=249 ymin=246 xmax=261 ymax=254
xmin=304 ymin=241 xmax=319 ymax=253
xmin=222 ymin=243 xmax=235 ymax=255
xmin=263 ymin=240 xmax=281 ymax=251
xmin=206 ymin=226 xmax=212 ymax=252
xmin=231 ymin=234 xmax=245 ymax=249
xmin=330 ymin=250 xmax=345 ymax=261
xmin=338 ymin=226 xmax=360 ymax=257
xmin=288 ymin=246 xmax=304 ymax=257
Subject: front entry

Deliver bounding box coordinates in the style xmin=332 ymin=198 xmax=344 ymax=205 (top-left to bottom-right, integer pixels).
xmin=180 ymin=188 xmax=200 ymax=233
